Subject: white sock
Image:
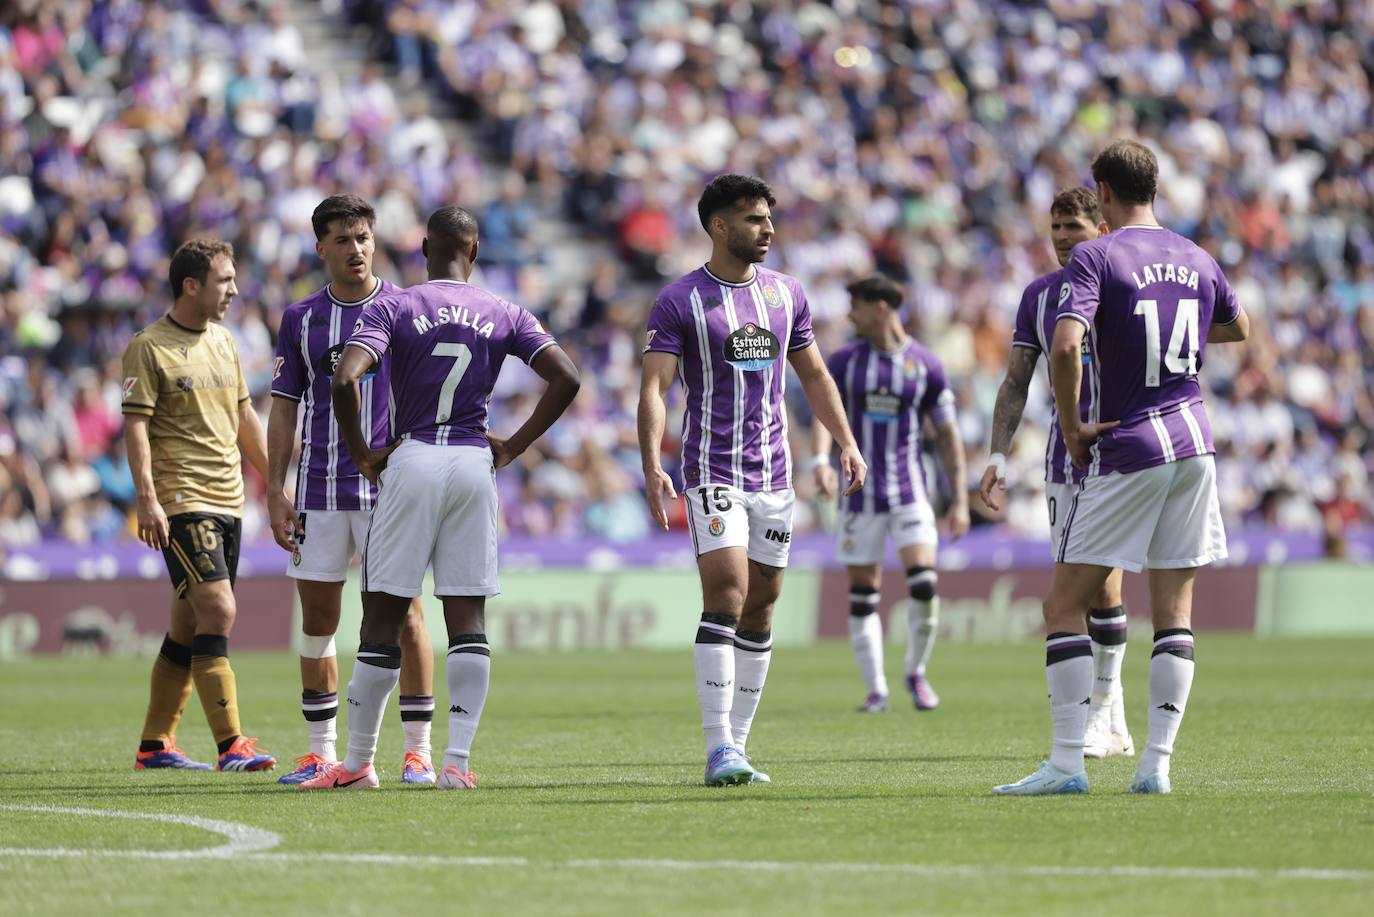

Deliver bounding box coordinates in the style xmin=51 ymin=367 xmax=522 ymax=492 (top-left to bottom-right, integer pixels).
xmin=729 ymin=631 xmax=772 ymax=755
xmin=695 ymin=618 xmax=736 ymax=756
xmin=343 ymin=644 xmax=401 ymax=771
xmin=1137 ymin=631 xmax=1195 ymax=779
xmin=904 ymin=597 xmax=938 ymax=675
xmin=1046 ymin=634 xmax=1093 ymax=773
xmin=848 ymin=613 xmax=887 ymax=695
xmin=303 ymin=691 xmax=338 ymax=761
xmin=444 ymin=636 xmax=491 ymax=773
xmin=1088 ymin=606 xmax=1128 ymax=730
xmin=399 ymin=694 xmax=435 ymax=758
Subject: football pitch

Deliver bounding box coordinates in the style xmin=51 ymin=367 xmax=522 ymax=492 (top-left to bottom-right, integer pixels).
xmin=1 ymin=636 xmax=1370 ymax=916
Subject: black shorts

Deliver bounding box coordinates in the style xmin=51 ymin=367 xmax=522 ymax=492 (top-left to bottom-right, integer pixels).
xmin=163 ymin=512 xmax=241 ymax=598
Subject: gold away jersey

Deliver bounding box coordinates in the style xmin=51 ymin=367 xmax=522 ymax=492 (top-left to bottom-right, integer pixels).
xmin=121 ymin=315 xmax=250 ymax=517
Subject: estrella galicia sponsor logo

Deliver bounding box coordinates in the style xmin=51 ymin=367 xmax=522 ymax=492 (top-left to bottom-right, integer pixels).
xmin=863 ymin=386 xmax=901 ymax=423
xmin=323 ymin=343 xmax=376 ymax=379
xmin=708 ymin=516 xmax=725 ymax=537
xmin=724 ymin=322 xmax=780 ymax=371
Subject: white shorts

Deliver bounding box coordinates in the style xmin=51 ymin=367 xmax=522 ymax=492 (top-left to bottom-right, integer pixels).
xmin=835 ymin=502 xmax=937 ymax=566
xmin=1057 ymin=455 xmax=1227 ymax=574
xmin=288 ymin=509 xmax=372 ymax=582
xmin=1045 ymin=482 xmax=1074 ymax=559
xmin=361 ymin=440 xmax=499 ymax=598
xmin=684 ymin=484 xmax=795 ymax=568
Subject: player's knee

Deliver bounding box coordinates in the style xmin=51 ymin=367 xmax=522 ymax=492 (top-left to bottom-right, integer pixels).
xmin=849 ymin=585 xmax=880 ymax=617
xmin=299 ymin=633 xmax=337 ymax=659
xmin=906 ymin=566 xmax=937 ymax=603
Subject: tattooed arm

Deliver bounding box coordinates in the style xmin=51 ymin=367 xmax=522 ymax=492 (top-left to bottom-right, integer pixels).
xmin=979 ymin=345 xmax=1040 ymax=512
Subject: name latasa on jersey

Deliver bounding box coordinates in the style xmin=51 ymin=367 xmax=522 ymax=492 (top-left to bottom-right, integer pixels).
xmin=645 ymin=265 xmax=815 ymax=493
xmin=828 ymin=338 xmax=954 ymax=514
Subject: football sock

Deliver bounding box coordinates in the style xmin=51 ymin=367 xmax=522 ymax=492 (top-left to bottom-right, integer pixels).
xmin=190 ymin=634 xmax=241 ymax=750
xmin=140 ymin=635 xmax=193 ymax=750
xmin=1138 ymin=629 xmax=1195 ymax=779
xmin=904 ymin=567 xmax=939 ymax=675
xmin=343 ymin=642 xmax=401 ymax=771
xmin=729 ymin=629 xmax=772 ymax=755
xmin=694 ymin=613 xmax=737 ymax=756
xmin=301 ymin=690 xmax=338 ymax=760
xmin=1046 ymin=633 xmax=1093 ymax=773
xmin=443 ymin=636 xmax=490 ymax=774
xmin=848 ymin=587 xmax=887 ymax=696
xmin=400 ymin=694 xmax=435 ymax=759
xmin=1088 ymin=605 xmax=1128 ymax=729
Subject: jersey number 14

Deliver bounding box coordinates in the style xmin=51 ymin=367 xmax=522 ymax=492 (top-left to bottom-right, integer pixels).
xmin=433 ymin=342 xmax=473 ymax=424
xmin=1134 ymin=298 xmax=1198 ymax=387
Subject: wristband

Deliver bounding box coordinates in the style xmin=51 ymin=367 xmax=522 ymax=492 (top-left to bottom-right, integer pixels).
xmin=988 ymin=452 xmax=1007 ymax=480
xmin=805 ymin=454 xmax=830 ymax=471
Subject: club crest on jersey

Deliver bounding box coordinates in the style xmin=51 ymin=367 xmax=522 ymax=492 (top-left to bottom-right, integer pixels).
xmin=905 ymin=359 xmax=919 ymax=378
xmin=708 ymin=517 xmax=725 ymax=537
xmin=762 ymin=285 xmax=782 ymax=308
xmin=122 ymin=376 xmax=138 ymax=400
xmin=724 ymin=322 xmax=780 ymax=371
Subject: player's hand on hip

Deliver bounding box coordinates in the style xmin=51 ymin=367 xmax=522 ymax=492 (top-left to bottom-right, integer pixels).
xmin=267 ymin=491 xmax=302 ymax=552
xmin=1064 ymin=421 xmax=1119 ymax=468
xmin=488 ymin=435 xmax=522 ymax=470
xmin=945 ymin=496 xmax=971 ymax=540
xmin=357 ymin=441 xmax=401 ymax=484
xmin=814 ymin=463 xmax=838 ymax=498
xmin=136 ymin=496 xmax=169 ymax=550
xmin=839 ymin=445 xmax=867 ymax=497
xmin=643 ymin=465 xmax=677 ymax=531
xmin=978 ymin=464 xmax=1005 ymax=512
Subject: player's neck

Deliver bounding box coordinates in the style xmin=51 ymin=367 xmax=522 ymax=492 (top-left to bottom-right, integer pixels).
xmin=328 ymin=274 xmax=378 ymax=304
xmin=1110 ymin=205 xmax=1160 ymax=231
xmin=168 ymin=301 xmax=208 ymax=331
xmin=705 ymin=253 xmax=757 ymax=285
xmin=866 ymin=327 xmax=907 ymax=353
xmin=427 ymin=261 xmax=471 ymax=284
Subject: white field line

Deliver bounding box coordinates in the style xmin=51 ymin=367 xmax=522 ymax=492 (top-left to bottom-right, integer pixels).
xmin=0 ymin=804 xmax=1369 ymax=883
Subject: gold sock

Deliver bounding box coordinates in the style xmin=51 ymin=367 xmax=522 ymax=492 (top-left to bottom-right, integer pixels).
xmin=191 ymin=652 xmax=242 ymax=747
xmin=140 ymin=644 xmax=193 ymax=747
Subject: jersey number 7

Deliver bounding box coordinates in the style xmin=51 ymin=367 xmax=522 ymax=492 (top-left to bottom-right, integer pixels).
xmin=433 ymin=342 xmax=473 ymax=424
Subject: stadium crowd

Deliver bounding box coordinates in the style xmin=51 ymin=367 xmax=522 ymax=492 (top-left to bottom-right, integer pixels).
xmin=2 ymin=0 xmax=1372 ymax=551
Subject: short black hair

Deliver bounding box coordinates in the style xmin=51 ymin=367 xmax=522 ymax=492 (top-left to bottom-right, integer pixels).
xmin=311 ymin=194 xmax=376 ymax=241
xmin=697 ymin=174 xmax=776 ymax=231
xmin=1091 ymin=140 xmax=1158 ymax=206
xmin=845 ymin=274 xmax=905 ymax=310
xmin=169 ymin=239 xmax=233 ymax=300
xmin=1050 ymin=187 xmax=1102 ymax=223
xmin=427 ymin=206 xmax=479 ymax=251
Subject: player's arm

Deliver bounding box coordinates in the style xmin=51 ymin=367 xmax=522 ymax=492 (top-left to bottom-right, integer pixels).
xmin=124 ymin=415 xmax=168 ymax=549
xmin=980 ymin=345 xmax=1039 ymax=511
xmin=265 ymin=396 xmax=302 ymax=552
xmin=789 ymin=343 xmax=866 ymax=496
xmin=332 ymin=344 xmax=396 ymax=484
xmin=637 ymin=351 xmax=679 ymax=531
xmin=1050 ymin=318 xmax=1117 ymax=467
xmin=933 ymin=416 xmax=970 ymax=538
xmin=238 ymin=399 xmax=269 ymax=483
xmin=490 ymin=345 xmax=580 ymax=470
xmin=1207 ymin=307 xmax=1250 ymax=343
xmin=810 ymin=414 xmax=838 ymax=499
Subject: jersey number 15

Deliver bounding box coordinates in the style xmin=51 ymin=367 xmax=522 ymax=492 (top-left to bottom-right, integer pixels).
xmin=1134 ymin=298 xmax=1198 ymax=387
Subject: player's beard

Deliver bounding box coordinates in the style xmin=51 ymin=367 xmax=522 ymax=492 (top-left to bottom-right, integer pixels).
xmin=726 ymin=229 xmax=768 ymax=265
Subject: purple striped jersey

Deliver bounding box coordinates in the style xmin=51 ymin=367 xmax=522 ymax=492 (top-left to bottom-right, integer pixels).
xmin=1011 ymin=266 xmax=1097 ymax=485
xmin=828 ymin=338 xmax=955 ymax=514
xmin=645 ymin=265 xmax=815 ymax=492
xmin=1058 ymin=225 xmax=1241 ymax=477
xmin=346 ymin=279 xmax=556 ymax=446
xmin=272 ymin=279 xmax=399 ymax=511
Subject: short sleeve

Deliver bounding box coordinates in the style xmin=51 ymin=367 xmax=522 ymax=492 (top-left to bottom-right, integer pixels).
xmin=787 ymin=279 xmax=815 ymax=351
xmin=1011 ymin=283 xmax=1042 ymax=351
xmin=1212 ymin=267 xmax=1241 ymax=326
xmin=347 ymin=296 xmax=396 ymax=363
xmin=644 ymin=293 xmax=685 ymax=356
xmin=271 ymin=309 xmax=308 ymax=400
xmin=919 ymin=353 xmax=956 ymax=425
xmin=120 ymin=335 xmax=159 ymax=416
xmin=1057 ymin=243 xmax=1102 ymax=331
xmin=512 ymin=307 xmax=557 ymax=365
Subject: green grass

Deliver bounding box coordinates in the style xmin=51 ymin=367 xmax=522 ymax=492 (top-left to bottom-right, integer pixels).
xmin=1 ymin=637 xmax=1371 ymax=916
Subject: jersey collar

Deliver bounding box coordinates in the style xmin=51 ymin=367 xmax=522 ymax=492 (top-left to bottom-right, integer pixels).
xmin=326 ymin=276 xmax=382 ymax=306
xmin=702 ymin=264 xmax=759 ymax=287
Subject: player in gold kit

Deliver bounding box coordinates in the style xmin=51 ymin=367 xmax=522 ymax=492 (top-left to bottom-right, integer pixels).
xmin=124 ymin=239 xmax=277 ymax=772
